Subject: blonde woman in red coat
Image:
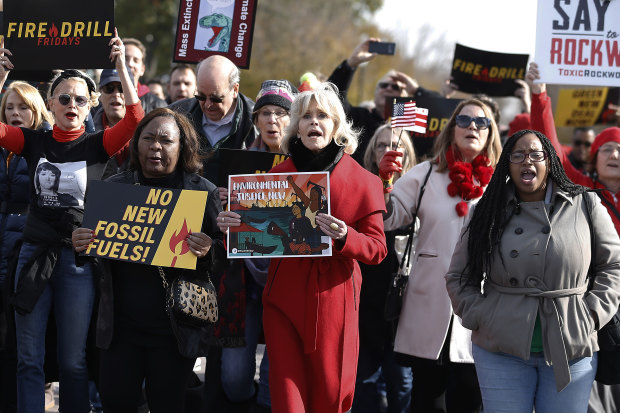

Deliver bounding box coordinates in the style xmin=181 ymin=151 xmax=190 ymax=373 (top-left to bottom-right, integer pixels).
xmin=218 ymin=83 xmax=387 ymax=412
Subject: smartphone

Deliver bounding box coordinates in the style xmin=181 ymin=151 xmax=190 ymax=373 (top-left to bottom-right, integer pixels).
xmin=369 ymin=41 xmax=396 ymax=55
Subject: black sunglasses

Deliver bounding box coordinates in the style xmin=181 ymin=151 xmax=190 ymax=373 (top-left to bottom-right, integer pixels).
xmin=573 ymin=140 xmax=591 ymax=147
xmin=101 ymin=83 xmax=123 ymax=94
xmin=195 ymin=94 xmax=224 ymax=104
xmin=57 ymin=93 xmax=89 ymax=107
xmin=455 ymin=115 xmax=490 ymax=130
xmin=378 ymin=82 xmax=403 ymax=92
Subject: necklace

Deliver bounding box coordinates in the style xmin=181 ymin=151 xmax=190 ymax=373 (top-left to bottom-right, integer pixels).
xmin=445 ymin=147 xmax=493 ymax=216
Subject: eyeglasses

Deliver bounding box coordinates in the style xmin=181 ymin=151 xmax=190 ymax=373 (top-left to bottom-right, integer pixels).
xmin=101 ymin=83 xmax=123 ymax=94
xmin=57 ymin=93 xmax=89 ymax=107
xmin=599 ymin=146 xmax=620 ymax=156
xmin=195 ymin=94 xmax=225 ymax=104
xmin=258 ymin=110 xmax=288 ymax=120
xmin=455 ymin=115 xmax=491 ymax=130
xmin=378 ymin=82 xmax=403 ymax=92
xmin=573 ymin=140 xmax=591 ymax=148
xmin=509 ymin=151 xmax=547 ymax=164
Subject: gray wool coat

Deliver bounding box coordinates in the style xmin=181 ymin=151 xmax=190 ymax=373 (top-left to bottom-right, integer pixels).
xmin=446 ymin=185 xmax=620 ymax=392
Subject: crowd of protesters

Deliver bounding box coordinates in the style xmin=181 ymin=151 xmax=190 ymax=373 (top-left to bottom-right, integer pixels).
xmin=0 ymin=27 xmax=618 ymax=413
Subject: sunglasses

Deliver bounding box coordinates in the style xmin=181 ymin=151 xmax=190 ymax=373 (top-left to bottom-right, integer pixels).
xmin=455 ymin=115 xmax=490 ymax=130
xmin=101 ymin=83 xmax=123 ymax=94
xmin=57 ymin=93 xmax=89 ymax=107
xmin=509 ymin=151 xmax=547 ymax=164
xmin=378 ymin=82 xmax=403 ymax=92
xmin=195 ymin=94 xmax=225 ymax=104
xmin=573 ymin=140 xmax=591 ymax=147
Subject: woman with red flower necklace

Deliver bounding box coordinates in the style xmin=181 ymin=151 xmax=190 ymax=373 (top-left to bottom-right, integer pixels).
xmin=380 ymin=98 xmax=502 ymax=413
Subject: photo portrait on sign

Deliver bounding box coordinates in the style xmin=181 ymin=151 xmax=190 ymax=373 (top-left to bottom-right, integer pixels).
xmin=35 ymin=158 xmax=86 ymax=208
xmin=195 ymin=0 xmax=234 ymax=52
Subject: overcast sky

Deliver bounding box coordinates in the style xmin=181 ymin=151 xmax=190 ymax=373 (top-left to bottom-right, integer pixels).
xmin=375 ymin=0 xmax=539 ymax=58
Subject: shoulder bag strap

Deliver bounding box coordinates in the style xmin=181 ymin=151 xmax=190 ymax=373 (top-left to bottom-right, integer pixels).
xmin=595 ymin=190 xmax=620 ymax=221
xmin=400 ymin=163 xmax=433 ymax=269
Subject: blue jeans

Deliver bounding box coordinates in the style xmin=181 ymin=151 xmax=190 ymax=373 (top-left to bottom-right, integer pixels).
xmin=352 ymin=341 xmax=413 ymax=413
xmin=472 ymin=344 xmax=596 ymax=413
xmin=14 ymin=243 xmax=95 ymax=413
xmin=221 ymin=297 xmax=270 ymax=404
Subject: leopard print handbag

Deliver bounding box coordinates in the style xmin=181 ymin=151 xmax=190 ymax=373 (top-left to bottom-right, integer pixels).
xmin=158 ymin=267 xmax=218 ymax=328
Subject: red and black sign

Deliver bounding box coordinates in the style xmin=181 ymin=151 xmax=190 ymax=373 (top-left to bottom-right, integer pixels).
xmin=3 ymin=0 xmax=114 ymax=70
xmin=173 ymin=0 xmax=257 ymax=69
xmin=450 ymin=44 xmax=529 ymax=97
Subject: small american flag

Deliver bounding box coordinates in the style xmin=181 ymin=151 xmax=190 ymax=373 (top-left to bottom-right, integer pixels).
xmin=391 ymin=101 xmax=417 ymax=129
xmin=391 ymin=101 xmax=428 ymax=133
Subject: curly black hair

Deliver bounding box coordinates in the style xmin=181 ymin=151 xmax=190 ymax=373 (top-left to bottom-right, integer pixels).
xmin=463 ymin=129 xmax=588 ymax=287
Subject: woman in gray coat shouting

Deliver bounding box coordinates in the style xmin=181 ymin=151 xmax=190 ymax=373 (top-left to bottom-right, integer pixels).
xmin=446 ymin=129 xmax=620 ymax=413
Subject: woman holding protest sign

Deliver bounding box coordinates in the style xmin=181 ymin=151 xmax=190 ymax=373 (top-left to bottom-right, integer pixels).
xmin=72 ymin=107 xmax=225 ymax=412
xmin=0 ymin=30 xmax=143 ymax=412
xmin=380 ymin=98 xmax=502 ymax=412
xmin=218 ymin=82 xmax=387 ymax=413
xmin=217 ymin=79 xmax=299 ymax=412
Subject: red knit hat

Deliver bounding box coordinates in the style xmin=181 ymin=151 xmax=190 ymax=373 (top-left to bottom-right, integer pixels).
xmin=591 ymin=127 xmax=620 ymax=158
xmin=508 ymin=113 xmax=531 ymax=136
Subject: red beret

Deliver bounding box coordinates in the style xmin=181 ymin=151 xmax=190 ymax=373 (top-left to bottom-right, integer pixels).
xmin=508 ymin=113 xmax=531 ymax=137
xmin=591 ymin=127 xmax=620 ymax=158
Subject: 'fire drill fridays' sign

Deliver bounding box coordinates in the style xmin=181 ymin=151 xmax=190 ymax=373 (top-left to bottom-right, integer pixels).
xmin=535 ymin=0 xmax=620 ymax=86
xmin=82 ymin=181 xmax=209 ymax=270
xmin=3 ymin=0 xmax=115 ymax=70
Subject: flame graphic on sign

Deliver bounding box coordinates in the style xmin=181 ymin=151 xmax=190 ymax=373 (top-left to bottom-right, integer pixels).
xmin=169 ymin=219 xmax=191 ymax=267
xmin=49 ymin=23 xmax=59 ymax=38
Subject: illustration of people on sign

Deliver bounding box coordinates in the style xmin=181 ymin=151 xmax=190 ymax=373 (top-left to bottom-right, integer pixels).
xmin=267 ymin=176 xmax=329 ymax=254
xmin=35 ymin=160 xmax=84 ymax=208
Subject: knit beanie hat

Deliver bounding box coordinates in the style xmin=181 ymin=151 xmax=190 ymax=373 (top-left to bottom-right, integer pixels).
xmin=591 ymin=127 xmax=620 ymax=158
xmin=254 ymin=80 xmax=298 ymax=113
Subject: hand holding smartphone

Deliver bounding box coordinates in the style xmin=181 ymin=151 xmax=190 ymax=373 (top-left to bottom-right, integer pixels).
xmin=368 ymin=41 xmax=396 ymax=55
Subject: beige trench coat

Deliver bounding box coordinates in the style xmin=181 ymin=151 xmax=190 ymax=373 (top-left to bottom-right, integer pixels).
xmin=385 ymin=161 xmax=477 ymax=362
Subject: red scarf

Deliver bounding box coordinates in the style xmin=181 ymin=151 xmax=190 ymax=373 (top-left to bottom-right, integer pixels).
xmin=445 ymin=148 xmax=493 ymax=217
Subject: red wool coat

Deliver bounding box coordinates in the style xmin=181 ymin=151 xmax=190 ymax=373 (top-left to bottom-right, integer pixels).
xmin=263 ymin=154 xmax=387 ymax=413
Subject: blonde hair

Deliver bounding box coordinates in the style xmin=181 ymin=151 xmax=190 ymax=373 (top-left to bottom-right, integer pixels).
xmin=363 ymin=124 xmax=416 ymax=178
xmin=281 ymin=82 xmax=358 ymax=155
xmin=433 ymin=98 xmax=501 ymax=171
xmin=0 ymin=81 xmax=53 ymax=129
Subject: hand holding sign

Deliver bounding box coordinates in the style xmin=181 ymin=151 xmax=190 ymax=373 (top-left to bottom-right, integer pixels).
xmin=186 ymin=232 xmax=213 ymax=258
xmin=525 ymin=62 xmax=546 ymax=95
xmin=72 ymin=227 xmax=96 ymax=253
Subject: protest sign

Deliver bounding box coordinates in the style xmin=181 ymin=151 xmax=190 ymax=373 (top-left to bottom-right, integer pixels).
xmin=3 ymin=0 xmax=114 ymax=70
xmin=173 ymin=0 xmax=257 ymax=69
xmin=82 ymin=181 xmax=209 ymax=270
xmin=554 ymin=87 xmax=609 ymax=127
xmin=535 ymin=0 xmax=620 ymax=86
xmin=450 ymin=44 xmax=529 ymax=96
xmin=217 ymin=149 xmax=288 ymax=188
xmin=227 ymin=172 xmax=332 ymax=259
